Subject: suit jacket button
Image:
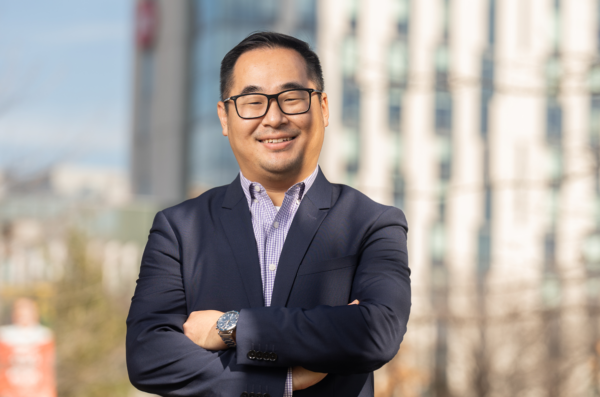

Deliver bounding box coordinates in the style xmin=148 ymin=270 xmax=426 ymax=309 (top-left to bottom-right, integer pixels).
xmin=247 ymin=350 xmax=256 ymax=360
xmin=264 ymin=394 xmax=270 ymax=397
xmin=255 ymin=351 xmax=263 ymax=360
xmin=249 ymin=393 xmax=256 ymax=397
xmin=271 ymin=352 xmax=278 ymax=361
xmin=241 ymin=393 xmax=248 ymax=397
xmin=256 ymin=394 xmax=263 ymax=397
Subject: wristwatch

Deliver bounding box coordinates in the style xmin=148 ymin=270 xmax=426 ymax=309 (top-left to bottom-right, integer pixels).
xmin=216 ymin=310 xmax=239 ymax=348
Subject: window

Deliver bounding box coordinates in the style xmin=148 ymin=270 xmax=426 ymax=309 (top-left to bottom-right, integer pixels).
xmin=394 ymin=175 xmax=405 ymax=209
xmin=342 ymin=78 xmax=360 ymax=129
xmin=348 ymin=0 xmax=359 ymax=31
xmin=343 ymin=127 xmax=360 ymax=177
xmin=546 ymin=97 xmax=562 ymax=143
xmin=589 ymin=93 xmax=600 ymax=148
xmin=477 ymin=224 xmax=491 ymax=275
xmin=435 ymin=45 xmax=450 ymax=86
xmin=440 ymin=0 xmax=450 ymax=43
xmin=437 ymin=135 xmax=452 ymax=181
xmin=547 ymin=147 xmax=562 ymax=182
xmin=393 ymin=0 xmax=410 ymax=37
xmin=342 ymin=36 xmax=358 ymax=78
xmin=430 ymin=222 xmax=446 ymax=266
xmin=597 ymin=0 xmax=600 ymax=50
xmin=389 ymin=41 xmax=408 ymax=86
xmin=484 ymin=186 xmax=492 ymax=221
xmin=388 ymin=40 xmax=408 ymax=131
xmin=583 ymin=233 xmax=600 ymax=273
xmin=488 ymin=0 xmax=496 ymax=46
xmin=549 ymin=0 xmax=561 ymax=52
xmin=435 ymin=92 xmax=453 ymax=134
xmin=480 ymin=54 xmax=494 ymax=137
xmin=389 ymin=88 xmax=402 ymax=131
xmin=544 ymin=232 xmax=556 ymax=273
xmin=546 ymin=57 xmax=561 ymax=95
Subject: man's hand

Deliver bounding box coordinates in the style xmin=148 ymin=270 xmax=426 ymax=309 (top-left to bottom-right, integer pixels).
xmin=292 ymin=300 xmax=359 ymax=391
xmin=292 ymin=366 xmax=327 ymax=391
xmin=183 ymin=310 xmax=229 ymax=350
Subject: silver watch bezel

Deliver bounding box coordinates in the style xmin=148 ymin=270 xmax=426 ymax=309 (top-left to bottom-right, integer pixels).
xmin=216 ymin=310 xmax=239 ymax=332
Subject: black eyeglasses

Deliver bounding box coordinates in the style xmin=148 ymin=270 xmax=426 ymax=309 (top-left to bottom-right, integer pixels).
xmin=223 ymin=88 xmax=323 ymax=119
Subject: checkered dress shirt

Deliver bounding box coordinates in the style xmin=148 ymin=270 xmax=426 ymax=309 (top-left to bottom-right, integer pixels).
xmin=240 ymin=166 xmax=319 ymax=397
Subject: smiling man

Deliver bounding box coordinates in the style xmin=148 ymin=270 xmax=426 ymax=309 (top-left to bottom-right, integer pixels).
xmin=126 ymin=32 xmax=411 ymax=397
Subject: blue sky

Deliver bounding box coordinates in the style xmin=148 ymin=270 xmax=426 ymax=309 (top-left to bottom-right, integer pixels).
xmin=0 ymin=0 xmax=133 ymax=176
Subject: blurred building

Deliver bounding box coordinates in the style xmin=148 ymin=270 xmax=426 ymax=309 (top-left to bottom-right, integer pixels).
xmin=131 ymin=0 xmax=317 ymax=204
xmin=131 ymin=0 xmax=600 ymax=395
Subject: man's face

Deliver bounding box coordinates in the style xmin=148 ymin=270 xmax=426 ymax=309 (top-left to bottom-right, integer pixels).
xmin=217 ymin=47 xmax=329 ymax=182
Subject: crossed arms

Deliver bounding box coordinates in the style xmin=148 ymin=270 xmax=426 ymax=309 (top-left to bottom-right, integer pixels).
xmin=126 ymin=207 xmax=411 ymax=396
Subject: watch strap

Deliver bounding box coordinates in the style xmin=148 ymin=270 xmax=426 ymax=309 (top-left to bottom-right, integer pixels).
xmin=219 ymin=329 xmax=236 ymax=347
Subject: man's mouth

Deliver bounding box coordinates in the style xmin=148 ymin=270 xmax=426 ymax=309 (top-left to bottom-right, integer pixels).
xmin=259 ymin=137 xmax=296 ymax=143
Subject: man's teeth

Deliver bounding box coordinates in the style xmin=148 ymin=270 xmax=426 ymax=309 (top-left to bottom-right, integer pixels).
xmin=263 ymin=137 xmax=292 ymax=143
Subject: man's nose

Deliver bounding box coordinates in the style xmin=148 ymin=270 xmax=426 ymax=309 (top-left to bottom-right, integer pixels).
xmin=261 ymin=98 xmax=288 ymax=127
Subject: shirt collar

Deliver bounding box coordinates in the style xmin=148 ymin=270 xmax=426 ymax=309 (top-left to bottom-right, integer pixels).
xmin=239 ymin=166 xmax=319 ymax=206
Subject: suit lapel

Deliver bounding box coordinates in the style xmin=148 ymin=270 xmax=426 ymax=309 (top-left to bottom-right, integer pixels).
xmin=220 ymin=176 xmax=265 ymax=308
xmin=270 ymin=169 xmax=333 ymax=307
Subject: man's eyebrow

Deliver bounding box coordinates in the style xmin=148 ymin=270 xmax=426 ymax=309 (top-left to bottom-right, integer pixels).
xmin=238 ymin=85 xmax=263 ymax=95
xmin=279 ymin=82 xmax=306 ymax=91
xmin=237 ymin=82 xmax=308 ymax=96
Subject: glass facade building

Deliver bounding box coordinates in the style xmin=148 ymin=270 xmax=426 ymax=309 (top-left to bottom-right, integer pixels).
xmin=188 ymin=0 xmax=317 ymax=192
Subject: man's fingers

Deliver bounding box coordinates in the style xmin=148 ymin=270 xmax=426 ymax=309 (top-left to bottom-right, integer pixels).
xmin=183 ymin=310 xmax=227 ymax=350
xmin=348 ymin=299 xmax=360 ymax=305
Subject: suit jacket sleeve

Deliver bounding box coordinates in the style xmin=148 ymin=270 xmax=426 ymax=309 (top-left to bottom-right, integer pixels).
xmin=126 ymin=211 xmax=287 ymax=396
xmin=235 ymin=206 xmax=411 ymax=375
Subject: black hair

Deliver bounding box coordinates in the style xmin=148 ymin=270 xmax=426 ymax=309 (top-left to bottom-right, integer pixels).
xmin=219 ymin=31 xmax=324 ymax=100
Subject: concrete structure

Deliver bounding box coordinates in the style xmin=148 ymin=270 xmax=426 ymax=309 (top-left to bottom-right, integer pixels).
xmin=130 ymin=0 xmax=191 ymax=206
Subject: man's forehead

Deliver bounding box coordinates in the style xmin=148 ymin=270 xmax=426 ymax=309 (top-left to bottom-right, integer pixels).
xmin=230 ymin=47 xmax=309 ymax=92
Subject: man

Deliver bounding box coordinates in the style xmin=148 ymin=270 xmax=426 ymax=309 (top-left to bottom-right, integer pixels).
xmin=127 ymin=32 xmax=410 ymax=397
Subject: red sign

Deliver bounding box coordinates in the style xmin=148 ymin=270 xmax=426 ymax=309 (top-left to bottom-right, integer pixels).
xmin=0 ymin=326 xmax=56 ymax=397
xmin=136 ymin=0 xmax=158 ymax=50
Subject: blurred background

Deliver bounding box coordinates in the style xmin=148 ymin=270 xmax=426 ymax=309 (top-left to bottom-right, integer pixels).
xmin=1 ymin=0 xmax=600 ymax=396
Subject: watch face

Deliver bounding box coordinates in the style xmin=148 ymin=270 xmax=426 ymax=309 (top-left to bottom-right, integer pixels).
xmin=217 ymin=311 xmax=239 ymax=332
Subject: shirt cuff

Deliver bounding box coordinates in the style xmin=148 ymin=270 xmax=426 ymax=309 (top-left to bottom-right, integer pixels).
xmin=283 ymin=367 xmax=293 ymax=397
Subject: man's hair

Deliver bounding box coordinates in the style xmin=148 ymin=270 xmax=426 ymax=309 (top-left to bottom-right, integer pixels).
xmin=220 ymin=31 xmax=324 ymax=100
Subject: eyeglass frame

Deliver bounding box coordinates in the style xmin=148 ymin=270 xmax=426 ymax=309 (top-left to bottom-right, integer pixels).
xmin=222 ymin=88 xmax=324 ymax=120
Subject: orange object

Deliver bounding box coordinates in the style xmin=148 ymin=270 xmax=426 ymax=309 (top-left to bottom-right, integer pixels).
xmin=0 ymin=325 xmax=56 ymax=397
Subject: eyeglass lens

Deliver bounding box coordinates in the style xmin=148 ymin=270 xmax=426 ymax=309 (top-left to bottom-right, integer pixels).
xmin=236 ymin=90 xmax=311 ymax=118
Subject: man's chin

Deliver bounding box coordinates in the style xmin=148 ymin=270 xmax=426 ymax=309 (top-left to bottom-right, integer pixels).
xmin=258 ymin=158 xmax=303 ymax=177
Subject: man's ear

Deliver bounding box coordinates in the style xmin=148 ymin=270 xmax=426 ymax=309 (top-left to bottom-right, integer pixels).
xmin=217 ymin=101 xmax=229 ymax=136
xmin=320 ymin=93 xmax=329 ymax=128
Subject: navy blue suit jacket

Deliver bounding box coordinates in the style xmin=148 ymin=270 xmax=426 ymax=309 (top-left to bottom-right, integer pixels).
xmin=126 ymin=169 xmax=411 ymax=397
